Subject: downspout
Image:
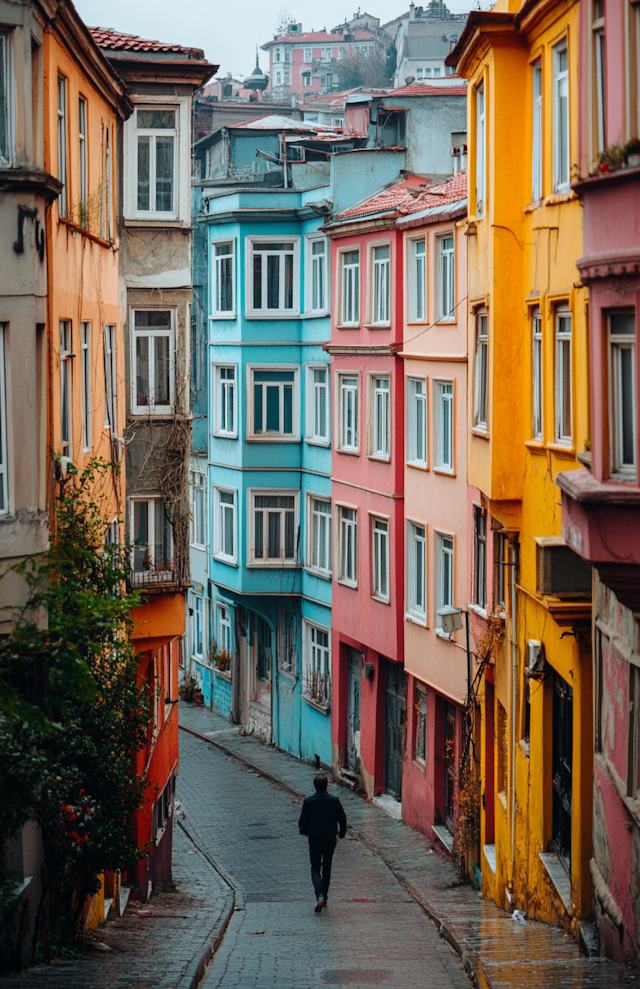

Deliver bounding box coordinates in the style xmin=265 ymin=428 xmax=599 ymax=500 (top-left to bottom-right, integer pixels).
xmin=509 ymin=543 xmax=518 ymax=903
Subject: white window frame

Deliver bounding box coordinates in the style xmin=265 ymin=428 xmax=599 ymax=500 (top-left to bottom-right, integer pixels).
xmin=554 ymin=309 xmax=572 ymax=443
xmin=245 ymin=235 xmax=301 ymax=318
xmin=60 ymin=320 xmax=72 ymax=456
xmin=609 ymin=311 xmax=637 ymax=480
xmin=532 ymin=309 xmax=543 ymax=439
xmin=339 ymin=247 xmax=360 ymax=326
xmin=553 ymin=41 xmax=570 ymax=193
xmin=103 ymin=324 xmax=117 ymax=436
xmin=192 ymin=594 xmax=203 ymax=659
xmin=0 ymin=325 xmax=8 ymax=515
xmin=473 ymin=310 xmax=488 ymax=430
xmin=337 ymin=372 xmax=359 ymax=453
xmin=436 ymin=233 xmax=455 ymax=321
xmin=475 ymin=81 xmax=485 ymax=218
xmin=78 ymin=96 xmax=87 ymax=222
xmin=211 ymin=239 xmax=235 ymax=317
xmin=130 ymin=497 xmax=173 ymax=575
xmin=532 ymin=61 xmax=543 ymax=202
xmin=189 ymin=470 xmax=206 ymax=549
xmin=0 ymin=34 xmax=14 ymax=168
xmin=57 ymin=75 xmax=68 ymax=217
xmin=80 ymin=321 xmax=92 ymax=451
xmin=593 ymin=5 xmax=606 ymax=156
xmin=369 ymin=373 xmax=390 ymax=460
xmin=217 ymin=603 xmax=231 ymax=655
xmin=434 ymin=379 xmax=454 ymax=473
xmin=213 ymin=364 xmax=238 ymax=438
xmin=473 ymin=506 xmax=487 ymax=612
xmin=322 ymin=46 xmax=332 ymax=62
xmin=306 ymin=235 xmax=328 ymax=314
xmin=123 ymin=97 xmax=190 ymax=223
xmin=302 ymin=619 xmax=331 ymax=708
xmin=370 ymin=242 xmax=391 ymax=326
xmin=371 ymin=514 xmax=390 ymax=603
xmin=213 ymin=485 xmax=237 ymax=564
xmin=304 ymin=47 xmax=312 ymax=62
xmin=337 ymin=504 xmax=358 ymax=587
xmin=246 ymin=363 xmax=300 ymax=441
xmin=302 ymin=72 xmax=312 ymax=87
xmin=406 ymin=520 xmax=427 ymax=624
xmin=247 ymin=488 xmax=299 ymax=567
xmin=131 ymin=308 xmax=175 ymax=416
xmin=305 ymin=363 xmax=330 ymax=446
xmin=307 ymin=493 xmax=332 ymax=576
xmin=435 ymin=532 xmax=454 ymax=629
xmin=407 ymin=376 xmax=427 ymax=468
xmin=407 ymin=237 xmax=427 ymax=323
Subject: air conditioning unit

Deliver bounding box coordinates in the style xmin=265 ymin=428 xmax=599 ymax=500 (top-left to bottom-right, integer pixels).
xmin=527 ymin=639 xmax=545 ymax=676
xmin=438 ymin=606 xmax=463 ymax=634
xmin=535 ymin=537 xmax=591 ymax=598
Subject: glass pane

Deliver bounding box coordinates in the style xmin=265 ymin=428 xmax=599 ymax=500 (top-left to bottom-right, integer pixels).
xmin=133 ymin=501 xmax=148 ymax=570
xmin=254 ymin=370 xmax=295 ymax=381
xmin=283 ymin=385 xmax=293 ymax=434
xmin=253 ymin=254 xmax=262 ymax=309
xmin=610 ymin=312 xmax=635 ymax=335
xmin=268 ymin=512 xmax=280 ymax=558
xmin=266 ymin=385 xmax=280 ymax=431
xmin=136 ymin=335 xmax=149 ymax=406
xmin=155 ymin=136 xmax=174 ymax=211
xmin=135 ymin=310 xmax=171 ymax=328
xmin=155 ymin=499 xmax=170 ymax=567
xmin=561 ymin=339 xmax=572 ymax=435
xmin=621 ymin=347 xmax=635 ymax=465
xmin=226 ymin=381 xmax=234 ymax=432
xmin=137 ymin=136 xmax=150 ymax=210
xmin=253 ymin=242 xmax=293 ymax=251
xmin=312 ymin=240 xmax=324 ymax=256
xmin=284 ymin=254 xmax=294 ymax=309
xmin=219 ymin=256 xmax=233 ymax=311
xmin=416 ymin=396 xmax=425 ymax=460
xmin=267 ymin=254 xmax=280 ymax=308
xmin=223 ymin=504 xmax=234 ymax=556
xmin=285 ymin=511 xmax=295 ymax=558
xmin=255 ymin=509 xmax=264 ymax=558
xmin=154 ymin=335 xmax=170 ymax=405
xmin=317 ymin=380 xmax=326 ymax=437
xmin=374 ymin=244 xmax=390 ymax=260
xmin=254 ymin=384 xmax=263 ymax=432
xmin=137 ymin=109 xmax=175 ymax=129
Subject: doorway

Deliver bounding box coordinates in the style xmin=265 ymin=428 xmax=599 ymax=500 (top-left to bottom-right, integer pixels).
xmin=552 ymin=671 xmax=573 ymax=871
xmin=384 ymin=661 xmax=406 ymax=798
xmin=345 ymin=648 xmax=361 ymax=772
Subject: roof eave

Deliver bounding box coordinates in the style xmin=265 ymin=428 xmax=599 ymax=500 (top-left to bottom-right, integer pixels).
xmin=445 ymin=11 xmax=516 ymax=74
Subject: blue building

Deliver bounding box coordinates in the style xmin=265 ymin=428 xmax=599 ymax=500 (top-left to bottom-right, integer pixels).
xmin=189 ymin=114 xmax=404 ymax=764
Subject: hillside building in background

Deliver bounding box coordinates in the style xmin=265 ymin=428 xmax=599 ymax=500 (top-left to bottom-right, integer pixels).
xmin=390 ymin=1 xmax=466 ymax=87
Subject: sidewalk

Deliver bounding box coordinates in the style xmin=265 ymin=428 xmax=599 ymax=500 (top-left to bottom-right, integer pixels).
xmin=0 ymin=817 xmax=233 ymax=989
xmin=179 ymin=702 xmax=640 ymax=989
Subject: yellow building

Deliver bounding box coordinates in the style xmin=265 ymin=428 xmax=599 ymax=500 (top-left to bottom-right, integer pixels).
xmin=448 ymin=0 xmax=593 ymax=936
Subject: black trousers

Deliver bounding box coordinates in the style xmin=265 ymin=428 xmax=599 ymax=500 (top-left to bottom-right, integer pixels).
xmin=308 ymin=837 xmax=336 ymax=900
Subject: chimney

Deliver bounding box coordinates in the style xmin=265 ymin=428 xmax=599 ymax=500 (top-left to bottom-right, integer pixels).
xmin=409 ymin=2 xmax=416 ymax=20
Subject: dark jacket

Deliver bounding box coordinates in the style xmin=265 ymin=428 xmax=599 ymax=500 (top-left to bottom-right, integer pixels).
xmin=299 ymin=791 xmax=347 ymax=841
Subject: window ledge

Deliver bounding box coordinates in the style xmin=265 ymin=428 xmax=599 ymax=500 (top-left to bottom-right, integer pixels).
xmin=213 ymin=432 xmax=238 ymax=440
xmin=433 ymin=467 xmax=456 ymax=477
xmin=278 ymin=668 xmax=297 ymax=687
xmin=210 ymin=313 xmax=236 ymax=320
xmin=246 ymin=312 xmax=301 ymax=320
xmin=124 ymin=218 xmax=190 ymax=229
xmin=544 ymin=191 xmax=578 ymax=206
xmin=303 ymin=565 xmax=332 ymax=581
xmin=468 ymin=603 xmax=487 ymax=619
xmin=471 ymin=426 xmax=489 ymax=439
xmin=539 ymin=852 xmax=572 ymax=913
xmin=246 ymin=436 xmax=301 ymax=444
xmin=413 ymin=758 xmax=426 ymax=771
xmin=435 ymin=318 xmax=456 ymax=326
xmin=368 ymin=454 xmax=391 ymax=464
xmin=191 ymin=542 xmax=206 ymax=552
xmin=432 ymin=824 xmax=454 ymax=852
xmin=524 ymin=438 xmax=546 ymax=451
xmin=212 ymin=554 xmax=238 ymax=568
xmin=434 ymin=627 xmax=452 ymax=640
xmin=305 ymin=437 xmax=331 ymax=448
xmin=337 ymin=324 xmax=361 ymax=330
xmin=302 ymin=693 xmax=331 ymax=714
xmin=406 ymin=460 xmax=428 ymax=471
xmin=335 ymin=578 xmax=358 ymax=590
xmin=547 ymin=441 xmax=576 ymax=458
xmin=372 ymin=594 xmax=391 ymax=606
xmin=364 ymin=323 xmax=391 ymax=331
xmin=524 ymin=200 xmax=544 ymax=213
xmin=337 ymin=448 xmax=360 ymax=457
xmin=246 ymin=561 xmax=299 ymax=569
xmin=405 ymin=611 xmax=427 ymax=627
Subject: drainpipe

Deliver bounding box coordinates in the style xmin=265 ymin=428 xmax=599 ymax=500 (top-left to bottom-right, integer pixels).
xmin=508 ymin=543 xmax=518 ymax=904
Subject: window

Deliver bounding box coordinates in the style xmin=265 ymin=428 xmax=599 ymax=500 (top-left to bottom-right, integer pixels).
xmin=135 ymin=107 xmax=177 ymax=215
xmin=103 ymin=125 xmax=113 ymax=242
xmin=192 ymin=596 xmax=203 ymax=658
xmin=217 ymin=604 xmax=231 ymax=655
xmin=532 ymin=309 xmax=543 ymax=439
xmin=131 ymin=498 xmax=172 ymax=575
xmin=0 ymin=35 xmax=12 ymax=167
xmin=283 ymin=67 xmax=291 ymax=85
xmin=371 ymin=244 xmax=391 ymax=325
xmin=132 ymin=310 xmax=173 ymax=414
xmin=474 ymin=311 xmax=488 ymax=429
xmin=532 ymin=61 xmax=542 ymax=202
xmin=249 ymin=239 xmax=299 ymax=315
xmin=436 ymin=533 xmax=454 ymax=628
xmin=189 ymin=471 xmax=206 ymax=548
xmin=214 ymin=487 xmax=236 ymax=563
xmin=308 ymin=238 xmax=326 ymax=313
xmin=593 ymin=0 xmax=605 ymax=155
xmin=340 ymin=249 xmax=359 ymax=325
xmin=78 ymin=97 xmax=87 ymax=225
xmin=475 ymin=82 xmax=485 ymax=217
xmin=415 ymin=685 xmax=427 ymax=762
xmin=417 ymin=68 xmax=424 ymax=78
xmin=407 ymin=377 xmax=427 ymax=467
xmin=434 ymin=380 xmax=454 ymax=472
xmin=372 ymin=516 xmax=389 ymax=601
xmin=250 ymin=490 xmax=297 ymax=565
xmin=309 ymin=497 xmax=331 ymax=573
xmin=322 ymin=47 xmax=332 ymax=62
xmin=408 ymin=239 xmax=426 ymax=322
xmin=274 ymin=70 xmax=282 ymax=86
xmin=555 ymin=311 xmax=572 ymax=443
xmin=0 ymin=325 xmax=7 ymax=514
xmin=338 ymin=47 xmax=345 ymax=59
xmin=553 ymin=43 xmax=570 ymax=192
xmin=473 ymin=506 xmax=487 ymax=610
xmin=212 ymin=241 xmax=235 ymax=316
xmin=57 ymin=76 xmax=68 ymax=217
xmin=370 ymin=375 xmax=390 ymax=459
xmin=277 ymin=606 xmax=297 ymax=674
xmin=302 ymin=73 xmax=312 ymax=87
xmin=304 ymin=47 xmax=312 ymax=62
xmin=214 ymin=365 xmax=237 ymax=437
xmin=306 ymin=365 xmax=329 ymax=444
xmin=338 ymin=506 xmax=357 ymax=585
xmin=60 ymin=321 xmax=72 ymax=455
xmin=495 ymin=531 xmax=507 ymax=609
xmin=339 ymin=374 xmax=359 ymax=452
xmin=303 ymin=621 xmax=331 ymax=706
xmin=257 ymin=617 xmax=272 ymax=681
xmin=274 ymin=47 xmax=282 ymax=62
xmin=248 ymin=366 xmax=298 ymax=439
xmin=436 ymin=235 xmax=455 ymax=320
xmin=407 ymin=522 xmax=426 ymax=622
xmin=103 ymin=324 xmax=117 ymax=435
xmin=80 ymin=322 xmax=91 ymax=450
xmin=609 ymin=311 xmax=636 ymax=478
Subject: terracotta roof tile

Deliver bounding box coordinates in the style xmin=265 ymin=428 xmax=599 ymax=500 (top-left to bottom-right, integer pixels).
xmin=262 ymin=29 xmax=375 ymax=47
xmin=389 ymin=78 xmax=467 ymax=97
xmin=88 ymin=27 xmax=204 ymax=58
xmin=333 ymin=171 xmax=467 ymax=222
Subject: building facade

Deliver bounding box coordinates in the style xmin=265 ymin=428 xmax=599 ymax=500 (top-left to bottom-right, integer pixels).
xmin=392 ymin=1 xmax=467 ymax=87
xmin=261 ymin=26 xmax=382 ymax=100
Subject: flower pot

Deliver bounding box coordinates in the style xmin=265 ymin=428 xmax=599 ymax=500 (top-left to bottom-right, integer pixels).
xmin=628 ymin=153 xmax=640 ymax=168
xmin=184 ymin=689 xmax=193 ymax=703
xmin=193 ymin=690 xmax=204 ymax=707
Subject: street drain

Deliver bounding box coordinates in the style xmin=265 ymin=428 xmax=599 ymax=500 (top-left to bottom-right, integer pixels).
xmin=321 ymin=970 xmax=392 ymax=984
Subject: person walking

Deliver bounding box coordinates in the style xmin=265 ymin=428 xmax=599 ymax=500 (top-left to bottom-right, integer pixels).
xmin=298 ymin=774 xmax=347 ymax=912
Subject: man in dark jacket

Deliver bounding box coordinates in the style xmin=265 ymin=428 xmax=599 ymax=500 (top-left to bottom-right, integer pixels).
xmin=298 ymin=774 xmax=347 ymax=912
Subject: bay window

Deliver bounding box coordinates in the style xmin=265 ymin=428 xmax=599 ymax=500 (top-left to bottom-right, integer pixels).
xmin=103 ymin=324 xmax=117 ymax=436
xmin=309 ymin=496 xmax=331 ymax=574
xmin=214 ymin=365 xmax=237 ymax=437
xmin=303 ymin=621 xmax=331 ymax=707
xmin=212 ymin=241 xmax=235 ymax=316
xmin=131 ymin=498 xmax=172 ymax=578
xmin=214 ymin=486 xmax=236 ymax=563
xmin=248 ymin=239 xmax=299 ymax=316
xmin=249 ymin=490 xmax=298 ymax=565
xmin=436 ymin=533 xmax=454 ymax=629
xmin=308 ymin=237 xmax=326 ymax=313
xmin=306 ymin=365 xmax=329 ymax=444
xmin=57 ymin=75 xmax=68 ymax=217
xmin=189 ymin=471 xmax=206 ymax=549
xmin=473 ymin=506 xmax=487 ymax=611
xmin=609 ymin=311 xmax=636 ymax=479
xmin=476 ymin=81 xmax=485 ymax=217
xmin=473 ymin=311 xmax=488 ymax=429
xmin=60 ymin=320 xmax=72 ymax=455
xmin=0 ymin=325 xmax=8 ymax=514
xmin=0 ymin=34 xmax=12 ymax=167
xmin=532 ymin=310 xmax=543 ymax=439
xmin=532 ymin=61 xmax=542 ymax=202
xmin=81 ymin=322 xmax=91 ymax=451
xmin=248 ymin=365 xmax=298 ymax=440
xmin=135 ymin=107 xmax=177 ymax=215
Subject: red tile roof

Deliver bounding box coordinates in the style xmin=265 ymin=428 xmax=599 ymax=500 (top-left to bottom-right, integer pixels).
xmin=389 ymin=80 xmax=467 ymax=97
xmin=262 ymin=29 xmax=375 ymax=47
xmin=88 ymin=27 xmax=205 ymax=58
xmin=333 ymin=171 xmax=467 ymax=223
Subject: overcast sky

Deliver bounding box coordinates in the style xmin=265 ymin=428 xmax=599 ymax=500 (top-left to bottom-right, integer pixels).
xmin=74 ymin=0 xmax=482 ymax=81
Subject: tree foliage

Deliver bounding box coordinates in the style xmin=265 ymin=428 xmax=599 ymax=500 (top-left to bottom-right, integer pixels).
xmin=0 ymin=461 xmax=149 ymax=970
xmin=329 ymin=46 xmax=394 ymax=91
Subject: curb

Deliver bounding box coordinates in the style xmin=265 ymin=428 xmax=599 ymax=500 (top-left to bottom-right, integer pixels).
xmin=178 ymin=722 xmax=492 ymax=989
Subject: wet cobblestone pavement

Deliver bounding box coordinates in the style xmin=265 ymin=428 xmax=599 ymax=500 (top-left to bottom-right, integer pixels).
xmin=179 ymin=703 xmax=640 ymax=989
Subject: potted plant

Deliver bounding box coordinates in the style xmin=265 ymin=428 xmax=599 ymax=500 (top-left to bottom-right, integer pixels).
xmin=182 ymin=674 xmax=197 ymax=703
xmin=597 ymin=143 xmax=625 ymax=173
xmin=210 ymin=647 xmax=231 ymax=673
xmin=624 ymin=138 xmax=640 ymax=169
xmin=193 ymin=686 xmax=204 ymax=707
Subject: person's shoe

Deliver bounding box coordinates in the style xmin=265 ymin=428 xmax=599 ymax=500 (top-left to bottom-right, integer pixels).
xmin=315 ymin=895 xmax=325 ymax=913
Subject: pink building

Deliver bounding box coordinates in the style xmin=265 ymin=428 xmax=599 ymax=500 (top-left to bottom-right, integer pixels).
xmin=557 ymin=0 xmax=640 ymax=966
xmin=261 ymin=27 xmax=380 ymax=99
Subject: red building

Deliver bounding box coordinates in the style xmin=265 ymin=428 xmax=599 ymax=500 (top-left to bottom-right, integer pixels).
xmin=557 ymin=0 xmax=640 ymax=965
xmin=261 ymin=26 xmax=381 ymax=99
